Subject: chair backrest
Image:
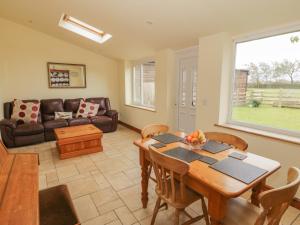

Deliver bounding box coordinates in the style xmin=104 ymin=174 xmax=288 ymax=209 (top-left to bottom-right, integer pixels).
xmin=149 ymin=147 xmax=189 ymax=204
xmin=141 ymin=124 xmax=169 ymax=139
xmin=204 ymin=132 xmax=248 ymax=151
xmin=255 ymin=167 xmax=300 ymax=225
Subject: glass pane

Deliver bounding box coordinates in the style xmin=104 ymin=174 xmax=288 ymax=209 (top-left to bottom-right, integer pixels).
xmin=192 ymin=65 xmax=197 ymax=107
xmin=133 ymin=65 xmax=141 ymax=103
xmin=232 ymin=30 xmax=300 ymax=132
xmin=142 ymin=61 xmax=155 ymax=107
xmin=181 ymin=67 xmax=187 ymax=106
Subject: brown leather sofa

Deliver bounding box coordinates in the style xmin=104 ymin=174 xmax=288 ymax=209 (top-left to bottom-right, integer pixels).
xmin=0 ymin=98 xmax=118 ymax=148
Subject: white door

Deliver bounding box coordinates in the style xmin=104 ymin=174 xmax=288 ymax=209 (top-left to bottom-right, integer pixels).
xmin=177 ymin=56 xmax=198 ymax=133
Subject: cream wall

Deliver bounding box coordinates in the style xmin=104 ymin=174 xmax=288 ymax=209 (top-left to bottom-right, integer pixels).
xmin=118 ymin=49 xmax=176 ymax=129
xmin=0 ymin=18 xmax=119 ymax=119
xmin=197 ymin=33 xmax=300 ymax=196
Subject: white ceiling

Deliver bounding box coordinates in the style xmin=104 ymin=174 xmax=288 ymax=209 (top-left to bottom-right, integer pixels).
xmin=0 ymin=0 xmax=300 ymax=60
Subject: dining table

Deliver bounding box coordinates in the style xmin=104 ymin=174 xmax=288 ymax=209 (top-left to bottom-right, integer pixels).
xmin=133 ymin=131 xmax=281 ymax=225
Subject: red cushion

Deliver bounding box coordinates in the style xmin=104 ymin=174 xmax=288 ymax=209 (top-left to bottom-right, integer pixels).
xmin=11 ymin=100 xmax=40 ymax=124
xmin=76 ymin=99 xmax=99 ymax=118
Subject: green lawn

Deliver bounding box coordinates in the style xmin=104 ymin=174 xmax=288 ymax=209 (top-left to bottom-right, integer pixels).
xmin=232 ymin=105 xmax=300 ymax=132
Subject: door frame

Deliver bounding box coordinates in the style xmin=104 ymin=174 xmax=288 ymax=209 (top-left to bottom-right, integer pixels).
xmin=175 ymin=46 xmax=199 ymax=131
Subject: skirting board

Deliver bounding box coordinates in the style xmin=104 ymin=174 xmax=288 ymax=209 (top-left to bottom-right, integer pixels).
xmin=118 ymin=121 xmax=141 ymax=133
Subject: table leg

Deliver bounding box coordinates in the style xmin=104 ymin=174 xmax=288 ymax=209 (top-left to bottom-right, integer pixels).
xmin=208 ymin=191 xmax=227 ymax=225
xmin=251 ymin=179 xmax=266 ymax=206
xmin=139 ymin=148 xmax=150 ymax=208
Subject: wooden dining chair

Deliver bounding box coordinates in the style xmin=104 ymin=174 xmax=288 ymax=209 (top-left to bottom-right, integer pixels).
xmin=204 ymin=132 xmax=248 ymax=151
xmin=149 ymin=147 xmax=210 ymax=225
xmin=224 ymin=167 xmax=300 ymax=225
xmin=141 ymin=124 xmax=169 ymax=139
xmin=141 ymin=124 xmax=169 ymax=182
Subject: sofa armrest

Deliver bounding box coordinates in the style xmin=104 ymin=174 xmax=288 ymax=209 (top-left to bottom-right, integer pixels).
xmin=106 ymin=110 xmax=118 ymax=119
xmin=0 ymin=119 xmax=17 ymax=129
xmin=105 ymin=110 xmax=118 ymax=132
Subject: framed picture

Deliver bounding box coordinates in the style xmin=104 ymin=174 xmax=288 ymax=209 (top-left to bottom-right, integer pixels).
xmin=47 ymin=62 xmax=86 ymax=88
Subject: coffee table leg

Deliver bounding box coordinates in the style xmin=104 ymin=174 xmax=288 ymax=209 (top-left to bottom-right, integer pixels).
xmin=139 ymin=148 xmax=150 ymax=208
xmin=251 ymin=179 xmax=266 ymax=206
xmin=208 ymin=191 xmax=227 ymax=225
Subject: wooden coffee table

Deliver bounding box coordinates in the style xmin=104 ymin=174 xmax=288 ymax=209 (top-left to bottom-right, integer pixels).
xmin=54 ymin=124 xmax=103 ymax=159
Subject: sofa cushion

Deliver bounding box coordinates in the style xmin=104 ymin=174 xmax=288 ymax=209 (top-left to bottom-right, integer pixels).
xmin=64 ymin=99 xmax=82 ymax=117
xmin=41 ymin=99 xmax=64 ymax=122
xmin=11 ymin=100 xmax=40 ymax=125
xmin=90 ymin=116 xmax=112 ymax=125
xmin=55 ymin=112 xmax=73 ymax=120
xmin=14 ymin=123 xmax=44 ymax=136
xmin=68 ymin=118 xmax=90 ymax=126
xmin=43 ymin=119 xmax=68 ymax=131
xmin=86 ymin=98 xmax=108 ymax=116
xmin=76 ymin=100 xmax=100 ymax=118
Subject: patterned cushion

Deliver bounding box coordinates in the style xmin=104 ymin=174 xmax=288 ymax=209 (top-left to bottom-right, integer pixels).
xmin=76 ymin=100 xmax=99 ymax=118
xmin=55 ymin=112 xmax=73 ymax=120
xmin=11 ymin=100 xmax=40 ymax=124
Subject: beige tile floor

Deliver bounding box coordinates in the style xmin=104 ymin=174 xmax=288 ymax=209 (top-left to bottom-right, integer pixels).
xmin=9 ymin=125 xmax=300 ymax=225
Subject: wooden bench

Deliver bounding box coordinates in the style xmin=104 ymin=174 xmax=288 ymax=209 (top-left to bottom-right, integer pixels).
xmin=0 ymin=141 xmax=80 ymax=225
xmin=0 ymin=141 xmax=39 ymax=225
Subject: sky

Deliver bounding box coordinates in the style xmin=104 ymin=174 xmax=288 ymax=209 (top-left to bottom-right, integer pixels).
xmin=235 ymin=31 xmax=300 ymax=70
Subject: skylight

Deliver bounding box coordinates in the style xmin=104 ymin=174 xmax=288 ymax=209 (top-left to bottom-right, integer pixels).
xmin=58 ymin=14 xmax=112 ymax=44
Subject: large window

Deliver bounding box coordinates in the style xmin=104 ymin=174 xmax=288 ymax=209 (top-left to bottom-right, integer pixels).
xmin=229 ymin=29 xmax=300 ymax=137
xmin=132 ymin=60 xmax=155 ymax=109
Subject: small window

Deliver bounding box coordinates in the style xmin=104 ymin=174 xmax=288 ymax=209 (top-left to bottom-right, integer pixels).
xmin=58 ymin=14 xmax=112 ymax=44
xmin=229 ymin=30 xmax=300 ymax=137
xmin=131 ymin=60 xmax=155 ymax=109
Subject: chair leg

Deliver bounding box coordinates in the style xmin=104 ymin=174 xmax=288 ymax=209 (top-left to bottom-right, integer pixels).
xmin=151 ymin=197 xmax=161 ymax=225
xmin=148 ymin=164 xmax=157 ymax=182
xmin=174 ymin=209 xmax=180 ymax=225
xmin=201 ymin=197 xmax=210 ymax=225
xmin=147 ymin=164 xmax=152 ymax=180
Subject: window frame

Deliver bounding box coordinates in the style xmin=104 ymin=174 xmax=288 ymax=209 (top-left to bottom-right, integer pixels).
xmin=227 ymin=26 xmax=300 ymax=138
xmin=58 ymin=14 xmax=112 ymax=44
xmin=130 ymin=59 xmax=156 ymax=109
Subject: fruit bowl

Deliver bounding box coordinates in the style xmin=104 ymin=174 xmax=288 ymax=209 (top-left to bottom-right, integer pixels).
xmin=184 ymin=129 xmax=206 ymax=149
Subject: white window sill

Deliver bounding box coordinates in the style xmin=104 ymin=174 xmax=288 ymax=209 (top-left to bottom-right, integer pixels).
xmin=215 ymin=123 xmax=300 ymax=145
xmin=125 ymin=104 xmax=156 ymax=112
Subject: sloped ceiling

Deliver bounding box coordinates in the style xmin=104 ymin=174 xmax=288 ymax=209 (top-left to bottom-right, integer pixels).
xmin=0 ymin=0 xmax=300 ymax=60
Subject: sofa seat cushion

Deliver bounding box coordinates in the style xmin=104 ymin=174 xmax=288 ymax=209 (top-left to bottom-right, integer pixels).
xmin=14 ymin=123 xmax=44 ymax=136
xmin=68 ymin=118 xmax=91 ymax=126
xmin=90 ymin=116 xmax=112 ymax=125
xmin=44 ymin=119 xmax=68 ymax=131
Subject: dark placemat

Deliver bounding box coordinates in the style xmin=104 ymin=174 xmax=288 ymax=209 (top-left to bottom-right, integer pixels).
xmin=151 ymin=143 xmax=166 ymax=149
xmin=152 ymin=133 xmax=184 ymax=144
xmin=164 ymin=147 xmax=201 ymax=163
xmin=202 ymin=140 xmax=231 ymax=154
xmin=210 ymin=158 xmax=268 ymax=184
xmin=229 ymin=152 xmax=247 ymax=160
xmin=198 ymin=155 xmax=218 ymax=165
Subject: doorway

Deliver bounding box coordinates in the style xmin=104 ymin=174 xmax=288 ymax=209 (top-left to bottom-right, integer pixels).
xmin=176 ymin=47 xmax=198 ymax=133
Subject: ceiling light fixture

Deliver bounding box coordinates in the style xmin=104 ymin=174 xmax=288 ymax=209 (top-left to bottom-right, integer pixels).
xmin=58 ymin=13 xmax=112 ymax=44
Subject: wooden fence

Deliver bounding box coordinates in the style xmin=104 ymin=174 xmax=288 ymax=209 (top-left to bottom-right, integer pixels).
xmin=233 ymin=88 xmax=300 ymax=108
